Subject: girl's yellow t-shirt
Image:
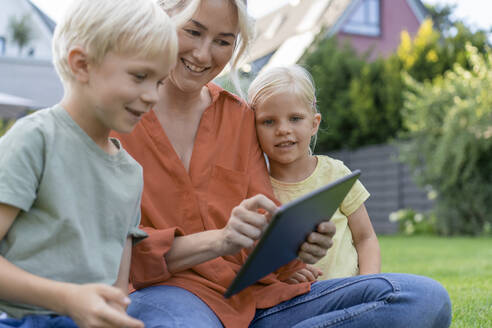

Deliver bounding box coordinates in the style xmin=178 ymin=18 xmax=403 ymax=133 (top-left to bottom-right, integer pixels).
xmin=270 ymin=155 xmax=370 ymax=279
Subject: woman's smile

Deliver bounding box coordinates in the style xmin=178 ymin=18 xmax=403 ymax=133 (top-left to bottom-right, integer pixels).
xmin=181 ymin=58 xmax=209 ymax=73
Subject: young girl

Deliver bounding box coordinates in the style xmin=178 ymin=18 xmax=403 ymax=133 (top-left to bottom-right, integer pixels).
xmin=248 ymin=65 xmax=381 ymax=281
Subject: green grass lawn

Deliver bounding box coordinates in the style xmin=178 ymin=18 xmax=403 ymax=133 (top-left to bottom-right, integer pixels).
xmin=379 ymin=235 xmax=492 ymax=328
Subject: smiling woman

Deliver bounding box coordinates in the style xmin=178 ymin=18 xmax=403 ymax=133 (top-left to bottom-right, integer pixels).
xmin=110 ymin=1 xmax=452 ymax=328
xmin=167 ymin=0 xmax=239 ymax=95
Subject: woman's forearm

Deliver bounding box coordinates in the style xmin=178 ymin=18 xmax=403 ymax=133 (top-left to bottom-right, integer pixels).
xmin=165 ymin=229 xmax=225 ymax=273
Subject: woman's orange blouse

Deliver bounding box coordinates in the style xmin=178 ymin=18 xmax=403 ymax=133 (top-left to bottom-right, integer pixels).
xmin=112 ymin=83 xmax=309 ymax=328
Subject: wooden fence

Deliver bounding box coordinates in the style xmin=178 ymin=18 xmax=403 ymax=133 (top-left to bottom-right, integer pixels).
xmin=326 ymin=144 xmax=433 ymax=234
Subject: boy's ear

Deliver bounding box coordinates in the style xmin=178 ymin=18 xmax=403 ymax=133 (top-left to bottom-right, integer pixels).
xmin=311 ymin=113 xmax=321 ymax=136
xmin=67 ymin=46 xmax=90 ymax=83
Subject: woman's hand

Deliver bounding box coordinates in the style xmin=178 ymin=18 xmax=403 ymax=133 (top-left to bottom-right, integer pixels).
xmin=298 ymin=221 xmax=336 ymax=264
xmin=219 ymin=194 xmax=277 ymax=256
xmin=285 ymin=265 xmax=323 ymax=284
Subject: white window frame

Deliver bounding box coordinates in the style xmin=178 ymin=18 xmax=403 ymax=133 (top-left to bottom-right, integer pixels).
xmin=341 ymin=0 xmax=381 ymax=37
xmin=0 ymin=37 xmax=5 ymax=56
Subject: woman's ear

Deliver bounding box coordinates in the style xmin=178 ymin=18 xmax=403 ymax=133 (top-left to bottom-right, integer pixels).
xmin=312 ymin=113 xmax=321 ymax=136
xmin=67 ymin=46 xmax=90 ymax=83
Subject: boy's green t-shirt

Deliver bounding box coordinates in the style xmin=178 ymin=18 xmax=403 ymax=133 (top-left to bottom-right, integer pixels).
xmin=0 ymin=105 xmax=146 ymax=318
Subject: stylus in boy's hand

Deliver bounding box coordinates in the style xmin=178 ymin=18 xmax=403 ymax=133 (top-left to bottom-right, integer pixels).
xmin=298 ymin=221 xmax=336 ymax=264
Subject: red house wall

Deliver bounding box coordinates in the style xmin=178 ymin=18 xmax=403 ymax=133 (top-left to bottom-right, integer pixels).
xmin=336 ymin=0 xmax=422 ymax=59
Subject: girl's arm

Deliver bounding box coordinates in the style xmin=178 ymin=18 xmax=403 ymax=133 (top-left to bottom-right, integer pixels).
xmin=347 ymin=204 xmax=381 ymax=275
xmin=0 ymin=203 xmax=143 ymax=328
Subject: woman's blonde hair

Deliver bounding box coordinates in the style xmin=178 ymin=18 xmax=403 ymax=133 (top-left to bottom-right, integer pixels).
xmin=53 ymin=0 xmax=178 ymax=86
xmin=248 ymin=64 xmax=320 ymax=152
xmin=158 ymin=0 xmax=254 ymax=96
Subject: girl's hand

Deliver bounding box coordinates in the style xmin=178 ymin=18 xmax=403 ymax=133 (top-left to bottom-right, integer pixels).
xmin=285 ymin=265 xmax=323 ymax=284
xmin=298 ymin=221 xmax=336 ymax=264
xmin=219 ymin=194 xmax=277 ymax=256
xmin=59 ymin=283 xmax=143 ymax=328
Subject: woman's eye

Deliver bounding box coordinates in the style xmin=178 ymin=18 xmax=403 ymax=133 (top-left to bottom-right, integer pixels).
xmin=185 ymin=29 xmax=200 ymax=37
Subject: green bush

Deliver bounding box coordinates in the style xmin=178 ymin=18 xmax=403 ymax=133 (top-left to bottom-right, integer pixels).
xmin=302 ymin=38 xmax=403 ymax=151
xmin=302 ymin=38 xmax=364 ymax=151
xmin=348 ymin=56 xmax=404 ymax=147
xmin=0 ymin=119 xmax=14 ymax=137
xmin=399 ymin=44 xmax=492 ymax=235
xmin=398 ymin=19 xmax=490 ymax=84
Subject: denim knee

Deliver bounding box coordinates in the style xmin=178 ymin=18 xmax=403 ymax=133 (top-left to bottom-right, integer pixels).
xmin=386 ymin=273 xmax=452 ymax=328
xmin=412 ymin=275 xmax=452 ymax=327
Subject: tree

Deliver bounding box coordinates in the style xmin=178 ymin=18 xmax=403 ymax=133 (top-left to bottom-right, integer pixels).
xmin=301 ymin=38 xmax=365 ymax=151
xmin=399 ymin=45 xmax=492 ymax=235
xmin=424 ymin=3 xmax=456 ymax=34
xmin=8 ymin=14 xmax=36 ymax=56
xmin=398 ymin=11 xmax=490 ymax=83
xmin=301 ymin=37 xmax=404 ymax=151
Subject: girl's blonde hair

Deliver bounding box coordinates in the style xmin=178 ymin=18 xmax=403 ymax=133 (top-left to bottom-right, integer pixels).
xmin=53 ymin=0 xmax=178 ymax=86
xmin=248 ymin=64 xmax=320 ymax=152
xmin=158 ymin=0 xmax=254 ymax=96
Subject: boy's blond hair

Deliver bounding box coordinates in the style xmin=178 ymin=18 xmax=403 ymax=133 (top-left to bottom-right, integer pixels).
xmin=248 ymin=65 xmax=320 ymax=151
xmin=158 ymin=0 xmax=254 ymax=96
xmin=53 ymin=0 xmax=178 ymax=86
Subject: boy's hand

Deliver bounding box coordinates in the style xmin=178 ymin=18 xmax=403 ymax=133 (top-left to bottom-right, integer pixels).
xmin=60 ymin=283 xmax=143 ymax=328
xmin=298 ymin=221 xmax=336 ymax=264
xmin=285 ymin=265 xmax=323 ymax=284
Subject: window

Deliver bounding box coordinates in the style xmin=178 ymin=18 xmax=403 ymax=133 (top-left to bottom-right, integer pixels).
xmin=0 ymin=37 xmax=5 ymax=56
xmin=341 ymin=0 xmax=380 ymax=37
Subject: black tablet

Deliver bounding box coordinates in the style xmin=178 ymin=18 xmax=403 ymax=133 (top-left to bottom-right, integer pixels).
xmin=224 ymin=169 xmax=361 ymax=298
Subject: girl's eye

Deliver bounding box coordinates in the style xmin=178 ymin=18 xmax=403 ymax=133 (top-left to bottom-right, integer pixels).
xmin=262 ymin=119 xmax=274 ymax=126
xmin=290 ymin=116 xmax=303 ymax=122
xmin=184 ymin=29 xmax=200 ymax=37
xmin=133 ymin=73 xmax=147 ymax=81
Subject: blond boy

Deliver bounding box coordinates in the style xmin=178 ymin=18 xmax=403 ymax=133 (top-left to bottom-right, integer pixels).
xmin=0 ymin=0 xmax=177 ymax=327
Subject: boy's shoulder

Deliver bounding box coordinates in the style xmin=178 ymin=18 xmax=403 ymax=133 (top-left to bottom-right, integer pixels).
xmin=0 ymin=106 xmax=62 ymax=152
xmin=3 ymin=105 xmax=60 ymax=138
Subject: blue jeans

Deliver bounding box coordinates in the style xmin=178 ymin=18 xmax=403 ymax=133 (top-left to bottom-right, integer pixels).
xmin=127 ymin=273 xmax=452 ymax=328
xmin=0 ymin=315 xmax=77 ymax=328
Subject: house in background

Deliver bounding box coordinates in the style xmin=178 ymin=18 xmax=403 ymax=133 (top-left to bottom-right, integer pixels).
xmin=248 ymin=0 xmax=428 ymax=74
xmin=0 ymin=56 xmax=63 ymax=117
xmin=0 ymin=0 xmax=62 ymax=118
xmin=0 ymin=0 xmax=55 ymax=59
